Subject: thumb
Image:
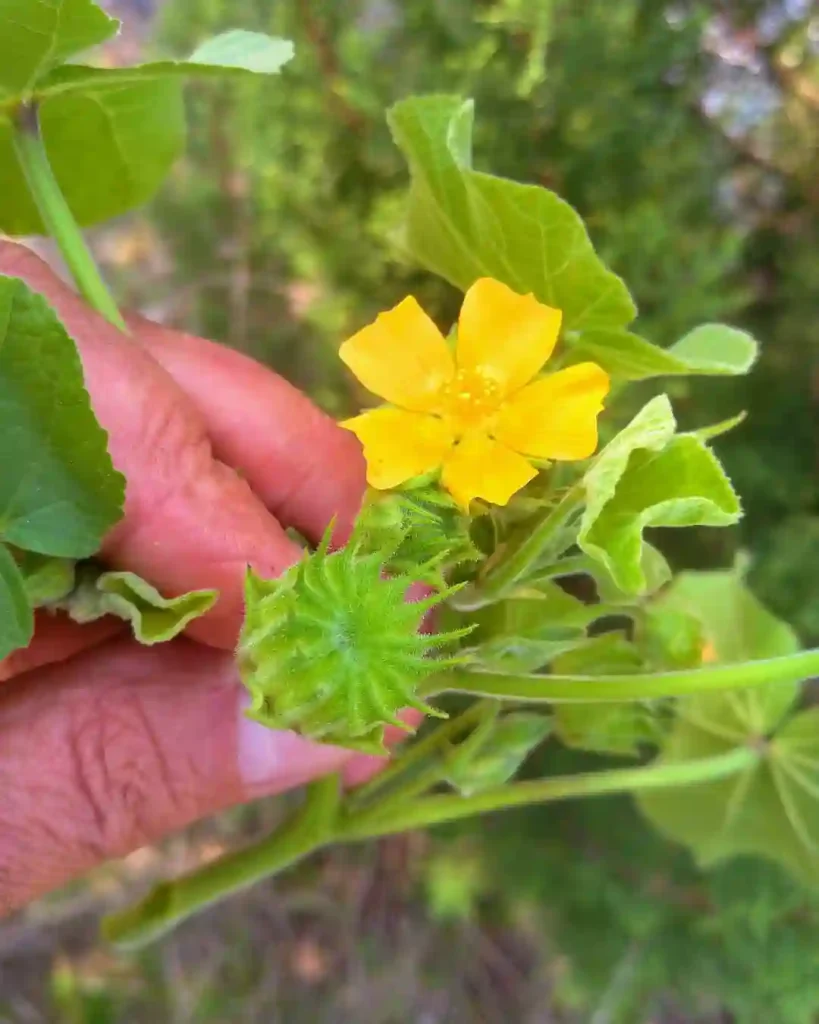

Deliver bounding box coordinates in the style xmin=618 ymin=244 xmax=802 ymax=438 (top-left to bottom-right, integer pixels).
xmin=0 ymin=638 xmax=355 ymax=914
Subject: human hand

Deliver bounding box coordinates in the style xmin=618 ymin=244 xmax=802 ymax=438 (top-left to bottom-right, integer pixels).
xmin=0 ymin=242 xmax=374 ymax=915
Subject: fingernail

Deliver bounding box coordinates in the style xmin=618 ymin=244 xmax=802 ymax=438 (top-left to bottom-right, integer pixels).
xmin=236 ymin=689 xmax=350 ymax=796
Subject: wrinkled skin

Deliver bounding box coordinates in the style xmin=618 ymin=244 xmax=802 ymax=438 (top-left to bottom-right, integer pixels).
xmin=0 ymin=241 xmax=386 ymax=915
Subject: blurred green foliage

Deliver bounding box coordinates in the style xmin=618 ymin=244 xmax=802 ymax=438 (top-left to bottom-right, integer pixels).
xmin=145 ymin=0 xmax=817 ymax=641
xmin=92 ymin=0 xmax=818 ymax=1019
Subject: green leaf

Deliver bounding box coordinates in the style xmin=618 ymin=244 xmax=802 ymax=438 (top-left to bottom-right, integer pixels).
xmin=0 ymin=29 xmax=293 ymax=235
xmin=576 ymin=395 xmax=676 ymax=592
xmin=551 ymin=632 xmax=646 ymax=676
xmin=567 ymin=323 xmax=758 ymax=380
xmin=554 ymin=702 xmax=658 ymax=758
xmin=445 ymin=711 xmax=553 ymax=796
xmin=638 ymin=573 xmax=813 ymax=886
xmin=15 ymin=550 xmax=76 ymax=605
xmin=592 ymin=542 xmax=672 ymax=604
xmin=469 ymin=580 xmax=600 ymax=672
xmin=0 ymin=78 xmax=185 ymax=234
xmin=0 ymin=275 xmax=124 ymax=556
xmin=637 ymin=694 xmax=819 ymax=889
xmin=0 ymin=543 xmax=34 ymax=660
xmin=579 ymin=435 xmax=741 ymax=595
xmin=34 ymin=31 xmax=295 ymax=97
xmin=0 ymin=0 xmax=117 ymax=99
xmin=694 ymin=410 xmax=747 ymax=442
xmin=62 ymin=567 xmax=217 ymax=644
xmin=551 ymin=636 xmax=661 ymax=757
xmin=654 ymin=563 xmax=799 ymax=665
xmin=637 ymin=607 xmax=706 ymax=670
xmin=582 ymin=395 xmax=677 ymax=526
xmin=186 ymin=29 xmax=294 ymax=74
xmin=388 ymin=95 xmax=636 ymax=330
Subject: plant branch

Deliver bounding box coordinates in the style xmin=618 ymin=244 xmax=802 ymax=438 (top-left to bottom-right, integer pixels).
xmin=476 ymin=485 xmax=584 ymax=604
xmin=337 ymin=746 xmax=757 ymax=840
xmin=102 ymin=775 xmax=341 ymax=950
xmin=427 ymin=648 xmax=819 ymax=702
xmin=11 ymin=104 xmax=127 ymax=331
xmin=346 ymin=700 xmax=494 ymax=810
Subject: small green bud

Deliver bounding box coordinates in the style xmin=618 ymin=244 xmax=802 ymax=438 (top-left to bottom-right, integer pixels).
xmin=239 ymin=533 xmax=467 ymax=754
xmin=357 ymin=486 xmax=481 ymax=584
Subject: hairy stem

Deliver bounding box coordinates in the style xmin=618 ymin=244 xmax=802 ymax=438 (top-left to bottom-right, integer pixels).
xmin=12 ymin=104 xmax=127 ymax=331
xmin=476 ymin=486 xmax=584 ymax=604
xmin=337 ymin=746 xmax=757 ymax=840
xmin=103 ymin=776 xmax=341 ymax=950
xmin=428 ymin=648 xmax=819 ymax=703
xmin=347 ymin=700 xmax=494 ymax=810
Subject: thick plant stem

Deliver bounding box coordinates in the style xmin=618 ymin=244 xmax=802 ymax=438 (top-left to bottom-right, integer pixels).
xmin=12 ymin=105 xmax=127 ymax=331
xmin=476 ymin=486 xmax=584 ymax=604
xmin=337 ymin=746 xmax=758 ymax=840
xmin=428 ymin=648 xmax=819 ymax=703
xmin=346 ymin=700 xmax=493 ymax=809
xmin=103 ymin=742 xmax=756 ymax=947
xmin=103 ymin=776 xmax=341 ymax=950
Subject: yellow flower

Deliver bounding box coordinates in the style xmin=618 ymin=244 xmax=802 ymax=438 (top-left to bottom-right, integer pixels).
xmin=341 ymin=278 xmax=610 ymax=508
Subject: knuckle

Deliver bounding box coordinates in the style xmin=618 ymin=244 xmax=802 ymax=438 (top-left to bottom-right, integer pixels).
xmin=66 ymin=686 xmax=180 ymax=858
xmin=279 ymin=416 xmax=365 ymax=519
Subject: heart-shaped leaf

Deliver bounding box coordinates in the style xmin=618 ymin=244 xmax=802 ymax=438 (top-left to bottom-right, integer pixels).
xmin=0 ymin=275 xmax=124 ymax=556
xmin=0 ymin=31 xmax=293 ymax=234
xmin=0 ymin=0 xmax=117 ymax=99
xmin=388 ymin=95 xmax=636 ymax=331
xmin=0 ymin=79 xmax=186 ymax=234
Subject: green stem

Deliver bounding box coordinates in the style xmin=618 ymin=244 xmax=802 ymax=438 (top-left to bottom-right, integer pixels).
xmin=427 ymin=648 xmax=819 ymax=703
xmin=337 ymin=746 xmax=757 ymax=840
xmin=12 ymin=105 xmax=127 ymax=331
xmin=347 ymin=700 xmax=493 ymax=810
xmin=476 ymin=486 xmax=584 ymax=604
xmin=530 ymin=553 xmax=597 ymax=582
xmin=103 ymin=775 xmax=340 ymax=950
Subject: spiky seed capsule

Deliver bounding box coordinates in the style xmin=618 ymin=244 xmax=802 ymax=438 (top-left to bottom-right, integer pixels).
xmin=238 ymin=535 xmax=467 ymax=755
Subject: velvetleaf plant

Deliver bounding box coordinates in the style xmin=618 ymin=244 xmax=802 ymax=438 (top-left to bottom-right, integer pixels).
xmin=0 ymin=3 xmax=818 ymax=950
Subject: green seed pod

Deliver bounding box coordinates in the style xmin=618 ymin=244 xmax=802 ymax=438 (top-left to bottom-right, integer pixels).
xmin=238 ymin=533 xmax=467 ymax=754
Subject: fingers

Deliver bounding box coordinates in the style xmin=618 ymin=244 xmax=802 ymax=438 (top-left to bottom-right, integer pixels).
xmin=0 ymin=613 xmax=124 ymax=683
xmin=0 ymin=242 xmax=301 ymax=647
xmin=132 ymin=316 xmax=367 ymax=542
xmin=0 ymin=638 xmax=354 ymax=914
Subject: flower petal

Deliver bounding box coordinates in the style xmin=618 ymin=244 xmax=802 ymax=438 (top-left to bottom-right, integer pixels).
xmin=340 ymin=297 xmax=455 ymax=412
xmin=342 ymin=408 xmax=453 ymax=490
xmin=456 ymin=278 xmax=562 ymax=395
xmin=495 ymin=362 xmax=610 ymax=460
xmin=441 ymin=433 xmax=537 ymax=508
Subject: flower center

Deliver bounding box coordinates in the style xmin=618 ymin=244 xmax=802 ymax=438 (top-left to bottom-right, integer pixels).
xmin=440 ymin=368 xmax=502 ymax=436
